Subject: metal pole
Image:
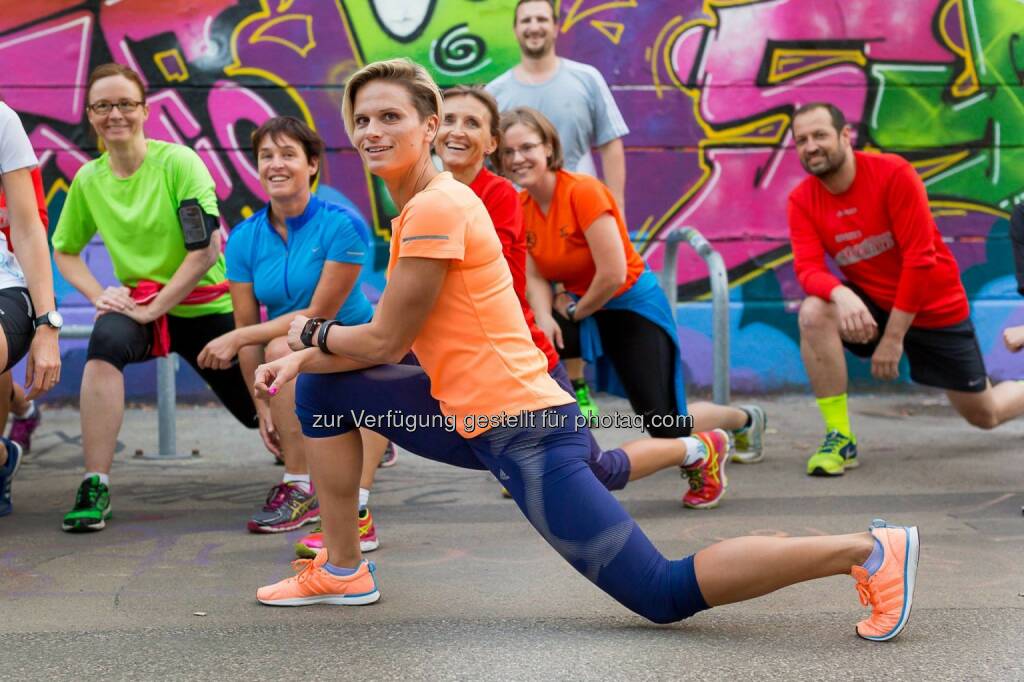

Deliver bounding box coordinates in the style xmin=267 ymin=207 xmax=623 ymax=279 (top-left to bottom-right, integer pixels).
xmin=144 ymin=353 xmax=190 ymax=460
xmin=662 ymin=229 xmax=731 ymax=405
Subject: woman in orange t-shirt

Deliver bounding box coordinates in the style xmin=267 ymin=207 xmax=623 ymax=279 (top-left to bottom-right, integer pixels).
xmin=500 ymin=106 xmax=767 ymax=509
xmin=247 ymin=60 xmax=920 ymax=644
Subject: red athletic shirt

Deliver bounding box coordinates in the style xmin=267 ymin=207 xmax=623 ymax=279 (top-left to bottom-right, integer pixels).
xmin=0 ymin=166 xmax=48 ymax=253
xmin=469 ymin=167 xmax=560 ymax=371
xmin=788 ymin=151 xmax=969 ymax=329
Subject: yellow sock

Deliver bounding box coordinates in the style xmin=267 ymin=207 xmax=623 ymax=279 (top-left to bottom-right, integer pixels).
xmin=816 ymin=394 xmax=852 ymax=439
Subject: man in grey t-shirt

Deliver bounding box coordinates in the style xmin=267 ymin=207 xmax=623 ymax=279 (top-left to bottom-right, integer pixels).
xmin=487 ymin=0 xmax=629 ymax=214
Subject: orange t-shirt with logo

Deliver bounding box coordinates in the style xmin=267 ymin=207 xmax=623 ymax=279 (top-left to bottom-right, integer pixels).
xmin=388 ymin=172 xmax=571 ymax=437
xmin=521 ymin=169 xmax=645 ymax=297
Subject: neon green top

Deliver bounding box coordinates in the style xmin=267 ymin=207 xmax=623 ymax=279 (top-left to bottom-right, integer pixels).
xmin=52 ymin=140 xmax=232 ymax=317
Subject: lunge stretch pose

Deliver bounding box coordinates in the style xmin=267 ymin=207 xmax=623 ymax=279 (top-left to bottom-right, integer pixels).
xmin=252 ymin=59 xmax=920 ymax=642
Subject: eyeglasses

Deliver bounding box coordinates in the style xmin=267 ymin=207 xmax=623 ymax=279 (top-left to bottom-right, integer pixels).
xmin=500 ymin=142 xmax=542 ymax=159
xmin=87 ymin=100 xmax=144 ymax=115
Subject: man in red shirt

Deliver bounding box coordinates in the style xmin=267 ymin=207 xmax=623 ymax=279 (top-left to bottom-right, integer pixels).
xmin=788 ymin=102 xmax=1024 ymax=476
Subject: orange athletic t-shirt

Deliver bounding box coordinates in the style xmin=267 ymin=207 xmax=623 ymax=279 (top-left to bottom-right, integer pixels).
xmin=521 ymin=169 xmax=645 ymax=298
xmin=388 ymin=172 xmax=572 ymax=437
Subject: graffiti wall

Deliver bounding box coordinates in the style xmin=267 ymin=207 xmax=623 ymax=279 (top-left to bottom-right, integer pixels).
xmin=1 ymin=0 xmax=1022 ymax=398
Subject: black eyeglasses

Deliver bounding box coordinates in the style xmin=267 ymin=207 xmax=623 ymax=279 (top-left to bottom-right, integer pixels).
xmin=87 ymin=100 xmax=144 ymax=115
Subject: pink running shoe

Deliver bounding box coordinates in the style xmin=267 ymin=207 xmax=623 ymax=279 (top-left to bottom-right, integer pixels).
xmin=257 ymin=551 xmax=380 ymax=606
xmin=247 ymin=482 xmax=319 ymax=534
xmin=681 ymin=429 xmax=730 ymax=509
xmin=379 ymin=442 xmax=398 ymax=468
xmin=8 ymin=404 xmax=41 ymax=454
xmin=294 ymin=507 xmax=380 ymax=558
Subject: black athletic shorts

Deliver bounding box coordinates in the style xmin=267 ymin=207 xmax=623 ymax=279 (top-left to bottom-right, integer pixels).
xmin=841 ymin=283 xmax=988 ymax=393
xmin=0 ymin=287 xmax=35 ymax=372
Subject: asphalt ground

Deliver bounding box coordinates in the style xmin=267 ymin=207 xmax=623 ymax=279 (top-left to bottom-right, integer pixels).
xmin=1 ymin=393 xmax=1022 ymax=680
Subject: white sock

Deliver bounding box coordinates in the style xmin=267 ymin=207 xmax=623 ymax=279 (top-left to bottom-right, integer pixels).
xmin=679 ymin=437 xmax=707 ymax=467
xmin=13 ymin=400 xmax=35 ymax=419
xmin=359 ymin=487 xmax=370 ymax=511
xmin=282 ymin=473 xmax=311 ymax=493
xmin=85 ymin=471 xmax=110 ymax=487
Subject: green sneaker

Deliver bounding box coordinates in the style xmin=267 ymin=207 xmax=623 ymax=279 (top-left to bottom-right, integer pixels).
xmin=571 ymin=378 xmax=599 ymax=425
xmin=62 ymin=475 xmax=112 ymax=532
xmin=732 ymin=404 xmax=767 ymax=463
xmin=806 ymin=430 xmax=858 ymax=476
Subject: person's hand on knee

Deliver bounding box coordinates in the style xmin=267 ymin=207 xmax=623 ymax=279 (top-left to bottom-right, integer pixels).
xmin=832 ymin=287 xmax=877 ymax=344
xmin=198 ymin=331 xmax=240 ymax=370
xmin=93 ymin=285 xmax=136 ymax=315
xmin=1003 ymin=325 xmax=1024 ymax=352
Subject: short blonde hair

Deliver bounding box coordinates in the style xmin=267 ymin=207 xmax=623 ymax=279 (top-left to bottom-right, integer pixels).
xmin=341 ymin=58 xmax=443 ymax=139
xmin=498 ymin=106 xmax=564 ymax=172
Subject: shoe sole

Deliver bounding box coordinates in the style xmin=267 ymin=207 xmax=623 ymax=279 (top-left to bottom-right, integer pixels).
xmin=248 ymin=513 xmax=321 ymax=534
xmin=361 ymin=538 xmax=380 ymax=552
xmin=858 ymin=526 xmax=920 ymax=642
xmin=62 ymin=508 xmax=112 ymax=532
xmin=258 ymin=589 xmax=381 ymax=606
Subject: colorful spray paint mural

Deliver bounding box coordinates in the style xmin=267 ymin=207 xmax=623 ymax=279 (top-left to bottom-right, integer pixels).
xmin=1 ymin=0 xmax=1022 ymax=397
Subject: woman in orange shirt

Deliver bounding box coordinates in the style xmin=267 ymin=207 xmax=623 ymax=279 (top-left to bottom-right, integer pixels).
xmin=500 ymin=106 xmax=766 ymax=509
xmin=248 ymin=59 xmax=919 ymax=644
xmin=436 ymin=85 xmax=744 ymax=501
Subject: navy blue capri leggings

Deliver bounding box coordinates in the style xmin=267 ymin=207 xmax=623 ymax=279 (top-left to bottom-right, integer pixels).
xmin=295 ymin=364 xmax=708 ymax=624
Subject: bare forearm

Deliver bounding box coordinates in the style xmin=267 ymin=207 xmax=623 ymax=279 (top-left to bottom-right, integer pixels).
xmin=295 ymin=345 xmax=381 ymax=374
xmin=11 ymin=227 xmax=55 ymax=313
xmin=575 ymin=273 xmax=622 ymax=319
xmin=598 ymin=139 xmax=626 ymax=215
xmin=146 ymin=241 xmax=220 ymax=317
xmin=526 ymin=273 xmax=554 ymax=318
xmin=53 ymin=251 xmax=104 ymax=303
xmin=237 ymin=345 xmax=264 ymax=397
xmin=882 ymin=308 xmax=915 ymax=342
xmin=235 ymin=313 xmax=297 ymax=348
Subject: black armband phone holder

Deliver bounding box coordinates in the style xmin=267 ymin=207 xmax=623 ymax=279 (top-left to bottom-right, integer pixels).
xmin=178 ymin=199 xmax=216 ymax=251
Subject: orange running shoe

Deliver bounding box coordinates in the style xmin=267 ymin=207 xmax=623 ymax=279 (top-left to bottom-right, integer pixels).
xmin=257 ymin=551 xmax=380 ymax=606
xmin=850 ymin=519 xmax=920 ymax=641
xmin=681 ymin=429 xmax=730 ymax=509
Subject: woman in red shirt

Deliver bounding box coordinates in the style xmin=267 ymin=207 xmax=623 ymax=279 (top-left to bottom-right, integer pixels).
xmin=500 ymin=106 xmax=766 ymax=509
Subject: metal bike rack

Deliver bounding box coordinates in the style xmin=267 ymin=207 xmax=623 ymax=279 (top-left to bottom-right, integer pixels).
xmin=659 ymin=228 xmax=731 ymax=405
xmin=62 ymin=324 xmax=188 ymax=460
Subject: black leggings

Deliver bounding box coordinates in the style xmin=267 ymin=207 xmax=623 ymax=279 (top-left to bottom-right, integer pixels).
xmin=556 ymin=308 xmax=689 ymax=437
xmin=86 ymin=311 xmax=258 ymax=428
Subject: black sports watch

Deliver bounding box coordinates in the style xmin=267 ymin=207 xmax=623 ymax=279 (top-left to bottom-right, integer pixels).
xmin=34 ymin=310 xmax=64 ymax=330
xmin=299 ymin=317 xmax=327 ymax=348
xmin=317 ymin=320 xmax=338 ymax=355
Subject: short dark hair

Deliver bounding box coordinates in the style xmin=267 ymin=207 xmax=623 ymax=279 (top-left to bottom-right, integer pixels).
xmin=793 ymin=102 xmax=847 ymax=134
xmin=250 ymin=116 xmax=324 ymax=185
xmin=514 ymin=0 xmax=558 ymax=24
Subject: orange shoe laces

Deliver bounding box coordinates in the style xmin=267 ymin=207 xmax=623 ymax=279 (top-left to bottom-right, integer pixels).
xmin=290 ymin=558 xmax=316 ymax=584
xmin=854 ymin=574 xmax=880 ymax=610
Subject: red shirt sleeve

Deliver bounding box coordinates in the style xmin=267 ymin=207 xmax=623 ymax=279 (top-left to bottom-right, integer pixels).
xmin=887 ymin=165 xmax=936 ymax=313
xmin=30 ymin=167 xmax=48 ymax=229
xmin=788 ymin=192 xmax=841 ymax=300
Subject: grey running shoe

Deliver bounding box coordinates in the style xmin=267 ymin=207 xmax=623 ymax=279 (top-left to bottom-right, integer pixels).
xmin=731 ymin=404 xmax=767 ymax=463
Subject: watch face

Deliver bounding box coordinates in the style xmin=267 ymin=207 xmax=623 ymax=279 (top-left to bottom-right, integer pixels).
xmin=48 ymin=310 xmax=64 ymax=328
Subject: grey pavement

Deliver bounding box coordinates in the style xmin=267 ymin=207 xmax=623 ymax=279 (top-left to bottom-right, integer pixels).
xmin=1 ymin=393 xmax=1022 ymax=680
